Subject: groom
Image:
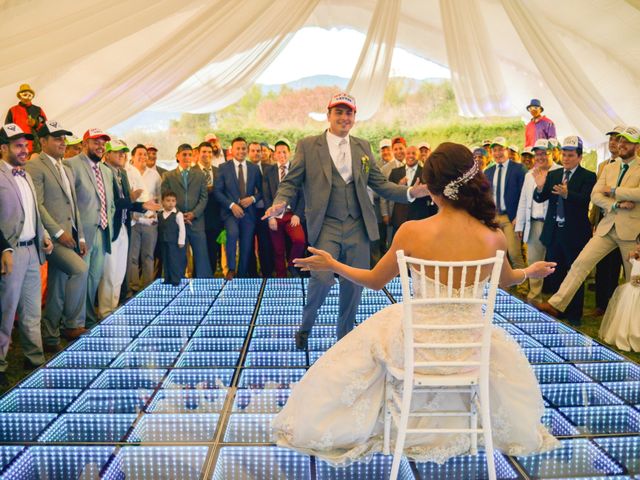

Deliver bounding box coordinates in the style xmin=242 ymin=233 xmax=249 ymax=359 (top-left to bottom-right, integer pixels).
xmin=264 ymin=93 xmax=428 ymax=348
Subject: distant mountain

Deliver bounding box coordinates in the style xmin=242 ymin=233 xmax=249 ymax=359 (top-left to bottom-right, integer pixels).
xmin=259 ymin=75 xmax=349 ymax=94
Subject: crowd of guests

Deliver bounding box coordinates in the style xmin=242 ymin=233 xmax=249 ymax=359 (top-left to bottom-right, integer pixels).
xmin=0 ymin=94 xmax=638 ymax=387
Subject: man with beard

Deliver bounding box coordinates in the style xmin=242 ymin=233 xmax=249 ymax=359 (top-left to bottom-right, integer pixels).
xmin=66 ymin=129 xmax=115 ymax=328
xmin=205 ymin=134 xmax=226 ymax=167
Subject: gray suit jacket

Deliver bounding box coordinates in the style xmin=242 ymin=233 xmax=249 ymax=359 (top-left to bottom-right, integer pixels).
xmin=274 ymin=132 xmax=409 ymax=244
xmin=161 ymin=167 xmax=209 ymax=231
xmin=26 ymin=153 xmax=84 ymax=243
xmin=65 ymin=154 xmax=115 ymax=252
xmin=0 ymin=161 xmax=48 ymax=264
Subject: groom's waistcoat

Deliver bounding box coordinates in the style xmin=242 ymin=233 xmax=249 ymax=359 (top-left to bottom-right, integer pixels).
xmin=325 ymin=161 xmax=362 ymax=221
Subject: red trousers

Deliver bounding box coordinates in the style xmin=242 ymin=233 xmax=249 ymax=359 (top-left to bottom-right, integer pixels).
xmin=269 ymin=212 xmax=306 ymax=278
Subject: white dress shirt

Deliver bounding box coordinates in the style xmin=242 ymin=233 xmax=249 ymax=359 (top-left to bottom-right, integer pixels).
xmin=126 ymin=164 xmax=160 ymax=226
xmin=5 ymin=161 xmax=36 ymax=241
xmin=212 ymin=153 xmax=226 ymax=168
xmin=161 ymin=208 xmax=186 ymax=245
xmin=326 ymin=130 xmax=353 ymax=184
xmin=405 ymin=165 xmax=418 ymax=186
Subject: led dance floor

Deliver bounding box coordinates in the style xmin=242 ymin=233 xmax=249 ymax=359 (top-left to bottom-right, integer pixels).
xmin=1 ymin=278 xmax=640 ymax=479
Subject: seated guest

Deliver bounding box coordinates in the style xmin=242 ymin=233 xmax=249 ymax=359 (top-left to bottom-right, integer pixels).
xmin=157 ymin=191 xmax=187 ymax=286
xmin=264 ymin=139 xmax=306 ymax=278
xmin=214 ymin=137 xmax=263 ymax=279
xmin=195 ymin=142 xmax=222 ymax=275
xmin=161 ymin=144 xmax=212 ymax=278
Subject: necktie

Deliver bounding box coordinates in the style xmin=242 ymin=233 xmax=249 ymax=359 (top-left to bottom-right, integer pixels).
xmin=556 ymin=169 xmax=572 ymax=225
xmin=92 ymin=163 xmax=108 ymax=229
xmin=12 ymin=167 xmax=25 ymax=178
xmin=279 ymin=165 xmax=286 ymax=182
xmin=238 ymin=163 xmax=246 ymax=198
xmin=337 ymin=138 xmax=351 ymax=183
xmin=204 ymin=168 xmax=212 ymax=187
xmin=116 ymin=171 xmax=127 ymax=225
xmin=495 ymin=164 xmax=504 ymax=214
xmin=617 ymin=163 xmax=629 ymax=187
xmin=181 ymin=169 xmax=189 ymax=190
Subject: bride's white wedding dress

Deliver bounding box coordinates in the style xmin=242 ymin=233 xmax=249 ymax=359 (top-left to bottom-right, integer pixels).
xmin=272 ymin=272 xmax=559 ymax=466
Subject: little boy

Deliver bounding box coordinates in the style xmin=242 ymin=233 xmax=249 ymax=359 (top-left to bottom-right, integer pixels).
xmin=157 ymin=191 xmax=186 ymax=286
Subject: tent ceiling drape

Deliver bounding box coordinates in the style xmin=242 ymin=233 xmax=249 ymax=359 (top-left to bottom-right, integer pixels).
xmin=1 ymin=0 xmax=638 ymax=145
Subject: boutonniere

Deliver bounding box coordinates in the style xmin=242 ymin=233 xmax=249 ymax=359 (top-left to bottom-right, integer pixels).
xmin=361 ymin=155 xmax=370 ymax=174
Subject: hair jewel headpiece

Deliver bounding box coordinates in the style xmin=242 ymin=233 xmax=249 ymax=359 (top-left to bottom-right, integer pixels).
xmin=443 ymin=160 xmax=479 ymax=200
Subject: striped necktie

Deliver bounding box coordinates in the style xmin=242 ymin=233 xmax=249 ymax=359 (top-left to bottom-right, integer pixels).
xmin=92 ymin=163 xmax=108 ymax=229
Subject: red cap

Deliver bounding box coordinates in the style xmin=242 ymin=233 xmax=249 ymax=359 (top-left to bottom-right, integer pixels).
xmin=83 ymin=128 xmax=111 ymax=141
xmin=145 ymin=144 xmax=158 ymax=152
xmin=391 ymin=136 xmax=406 ymax=147
xmin=327 ymin=92 xmax=356 ymax=112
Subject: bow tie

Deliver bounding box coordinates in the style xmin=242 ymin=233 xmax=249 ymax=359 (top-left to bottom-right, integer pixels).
xmin=12 ymin=167 xmax=26 ymax=178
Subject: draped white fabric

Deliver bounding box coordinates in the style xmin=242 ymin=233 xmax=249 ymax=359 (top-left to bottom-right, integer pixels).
xmin=1 ymin=0 xmax=638 ymax=144
xmin=345 ymin=0 xmax=400 ymax=120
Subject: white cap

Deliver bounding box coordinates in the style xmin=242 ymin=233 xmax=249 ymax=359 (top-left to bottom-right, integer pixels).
xmin=490 ymin=136 xmax=507 ymax=148
xmin=521 ymin=146 xmax=534 ymax=155
xmin=379 ymin=138 xmax=391 ymax=149
xmin=508 ymin=144 xmax=519 ymax=153
xmin=417 ymin=141 xmax=431 ymax=150
xmin=532 ymin=139 xmax=549 ymax=151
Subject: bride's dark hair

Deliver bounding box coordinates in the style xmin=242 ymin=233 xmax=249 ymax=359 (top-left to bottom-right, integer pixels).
xmin=422 ymin=142 xmax=499 ymax=229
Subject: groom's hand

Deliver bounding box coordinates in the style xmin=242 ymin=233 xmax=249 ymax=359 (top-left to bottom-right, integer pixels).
xmin=262 ymin=202 xmax=286 ymax=220
xmin=409 ymin=179 xmax=429 ymax=199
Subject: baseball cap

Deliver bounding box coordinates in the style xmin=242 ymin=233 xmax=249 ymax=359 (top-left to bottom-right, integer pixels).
xmin=548 ymin=138 xmax=560 ymax=148
xmin=417 ymin=141 xmax=431 ymax=150
xmin=606 ymin=125 xmax=626 ymax=136
xmin=561 ymin=136 xmax=583 ymax=151
xmin=618 ymin=126 xmax=640 ymax=144
xmin=145 ymin=144 xmax=158 ymax=152
xmin=490 ymin=136 xmax=507 ymax=148
xmin=532 ymin=139 xmax=549 ymax=151
xmin=379 ymin=139 xmax=391 ymax=149
xmin=508 ymin=144 xmax=519 ymax=153
xmin=204 ymin=133 xmax=218 ymax=143
xmin=327 ymin=92 xmax=357 ymax=112
xmin=482 ymin=139 xmax=491 ymax=146
xmin=176 ymin=143 xmax=192 ymax=153
xmin=392 ymin=136 xmax=406 ymax=147
xmin=521 ymin=146 xmax=534 ymax=156
xmin=83 ymin=128 xmax=111 ymax=141
xmin=0 ymin=123 xmax=33 ymax=144
xmin=37 ymin=120 xmax=73 ymax=138
xmin=106 ymin=139 xmax=129 ymax=152
xmin=65 ymin=135 xmax=82 ymax=146
xmin=472 ymin=147 xmax=487 ymax=156
xmin=274 ymin=138 xmax=291 ymax=150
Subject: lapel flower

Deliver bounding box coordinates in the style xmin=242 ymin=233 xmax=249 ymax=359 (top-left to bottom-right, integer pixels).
xmin=361 ymin=155 xmax=370 ymax=174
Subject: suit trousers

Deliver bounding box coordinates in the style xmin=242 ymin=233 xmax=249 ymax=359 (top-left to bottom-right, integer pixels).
xmin=525 ymin=220 xmax=547 ymax=302
xmin=301 ymin=215 xmax=369 ymax=339
xmin=186 ymin=227 xmax=213 ymax=278
xmin=250 ymin=215 xmax=275 ymax=277
xmin=595 ymin=248 xmax=623 ymax=310
xmin=43 ymin=241 xmax=88 ymax=345
xmin=127 ymin=223 xmax=158 ymax=293
xmin=205 ymin=226 xmax=222 ymax=276
xmin=161 ymin=241 xmax=187 ymax=286
xmin=224 ymin=215 xmax=255 ymax=276
xmin=98 ymin=227 xmax=129 ymax=318
xmin=0 ymin=244 xmax=45 ymax=371
xmin=497 ymin=214 xmax=526 ymax=270
xmin=550 ymin=226 xmax=635 ymax=313
xmin=83 ymin=228 xmax=108 ymax=328
xmin=269 ymin=212 xmax=306 ymax=278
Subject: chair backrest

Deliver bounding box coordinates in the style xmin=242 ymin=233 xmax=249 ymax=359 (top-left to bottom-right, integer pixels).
xmin=396 ymin=250 xmax=505 ymax=382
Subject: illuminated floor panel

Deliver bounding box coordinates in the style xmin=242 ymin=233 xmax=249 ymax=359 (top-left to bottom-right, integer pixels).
xmin=0 ymin=278 xmax=637 ymax=479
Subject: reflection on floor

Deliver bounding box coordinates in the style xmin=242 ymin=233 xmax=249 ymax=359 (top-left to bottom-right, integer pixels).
xmin=0 ymin=278 xmax=639 ymax=479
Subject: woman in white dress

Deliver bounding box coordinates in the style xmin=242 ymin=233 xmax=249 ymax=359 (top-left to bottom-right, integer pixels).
xmin=272 ymin=142 xmax=560 ymax=466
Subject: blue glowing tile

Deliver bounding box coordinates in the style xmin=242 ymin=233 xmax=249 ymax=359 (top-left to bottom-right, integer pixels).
xmin=249 ymin=338 xmax=297 ymax=352
xmin=202 ymin=315 xmax=253 ymax=326
xmin=176 ymin=351 xmax=239 ymax=367
xmin=309 ymin=337 xmax=336 ymax=351
xmin=127 ymin=413 xmax=218 ymax=443
xmin=499 ymin=323 xmax=526 ymax=336
xmin=39 ymin=413 xmax=136 ymax=442
xmin=102 ymin=314 xmax=156 ymax=326
xmin=245 ymin=352 xmax=307 ymax=367
xmin=19 ymin=368 xmax=101 ymax=389
xmin=552 ymin=346 xmax=625 ymax=362
xmin=535 ymin=334 xmax=596 ymax=348
xmin=533 ymin=364 xmax=592 ymax=384
xmin=491 ymin=314 xmax=509 ymax=324
xmin=2 ymin=446 xmax=114 ymax=480
xmin=118 ymin=305 xmax=165 ymax=315
xmin=68 ymin=389 xmax=152 ymax=413
xmin=171 ymin=297 xmax=214 ymax=306
xmin=316 ymin=453 xmax=414 ymax=479
xmin=559 ymin=405 xmax=640 ymax=435
xmin=256 ymin=315 xmax=308 ymax=326
xmin=522 ymin=348 xmax=565 ymax=364
xmin=517 ymin=322 xmax=575 ymax=335
xmin=127 ymin=337 xmax=186 ymax=352
xmin=541 ymin=383 xmax=624 ymax=407
xmin=46 ymin=350 xmax=118 ymax=368
xmin=186 ymin=337 xmax=245 ymax=352
xmin=260 ymin=305 xmax=304 ymax=315
xmin=139 ymin=325 xmax=197 ymax=338
xmin=238 ymin=369 xmax=306 ymax=389
xmin=412 ymin=451 xmax=518 ymax=480
xmin=91 ymin=369 xmax=167 ymax=390
xmin=147 ymin=389 xmax=227 ymax=413
xmin=224 ymin=413 xmax=275 ymax=442
xmin=510 ymin=335 xmax=543 ymax=348
xmin=88 ymin=324 xmax=146 ymax=337
xmin=163 ymin=369 xmax=234 ymax=389
xmin=542 ymin=408 xmax=581 ymax=436
xmin=0 ymin=413 xmax=56 ymax=441
xmin=0 ymin=389 xmax=80 ymax=414
xmin=594 ymin=436 xmax=640 ymax=474
xmin=253 ymin=326 xmax=335 ymax=339
xmin=68 ymin=337 xmax=131 ymax=351
xmin=515 ymin=438 xmax=623 ymax=477
xmin=127 ymin=296 xmax=171 ymax=306
xmin=152 ymin=314 xmax=204 ymax=326
xmin=0 ymin=446 xmax=24 ymax=471
xmin=102 ymin=446 xmax=208 ymax=480
xmin=603 ymin=382 xmax=640 ymax=404
xmin=576 ymin=362 xmax=640 ymax=382
xmin=212 ymin=447 xmax=310 ymax=480
xmin=309 ymin=351 xmax=324 ymax=364
xmin=194 ymin=325 xmax=249 ymax=337
xmin=233 ymin=389 xmax=291 ymax=413
xmin=111 ymin=351 xmax=179 ymax=368
xmin=163 ymin=305 xmax=210 ymax=316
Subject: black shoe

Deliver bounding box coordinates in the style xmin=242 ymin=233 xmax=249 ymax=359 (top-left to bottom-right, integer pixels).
xmin=295 ymin=330 xmax=309 ymax=350
xmin=287 ymin=266 xmax=300 ymax=278
xmin=0 ymin=372 xmax=8 ymax=389
xmin=23 ymin=359 xmax=43 ymax=371
xmin=44 ymin=343 xmax=63 ymax=353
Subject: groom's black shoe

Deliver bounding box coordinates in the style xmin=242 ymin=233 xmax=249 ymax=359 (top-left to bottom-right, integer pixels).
xmin=295 ymin=330 xmax=309 ymax=350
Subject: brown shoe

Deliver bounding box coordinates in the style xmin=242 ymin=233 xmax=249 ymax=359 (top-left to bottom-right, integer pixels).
xmin=61 ymin=327 xmax=89 ymax=341
xmin=587 ymin=307 xmax=606 ymax=317
xmin=535 ymin=301 xmax=562 ymax=318
xmin=225 ymin=270 xmax=236 ymax=281
xmin=44 ymin=343 xmax=63 ymax=353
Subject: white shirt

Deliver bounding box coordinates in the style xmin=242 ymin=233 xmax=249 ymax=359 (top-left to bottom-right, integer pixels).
xmin=492 ymin=160 xmax=510 ymax=213
xmin=212 ymin=153 xmax=225 ymax=168
xmin=45 ymin=153 xmax=76 ymax=238
xmin=405 ymin=165 xmax=418 ymax=186
xmin=228 ymin=159 xmax=255 ymax=209
xmin=126 ymin=164 xmax=160 ymax=226
xmin=5 ymin=161 xmax=36 ymax=241
xmin=326 ymin=130 xmax=353 ymax=183
xmin=161 ymin=208 xmax=186 ymax=245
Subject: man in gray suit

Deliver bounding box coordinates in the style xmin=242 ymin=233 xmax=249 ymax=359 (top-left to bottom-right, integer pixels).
xmin=265 ymin=93 xmax=428 ymax=348
xmin=0 ymin=124 xmax=53 ymax=387
xmin=26 ymin=120 xmax=89 ymax=350
xmin=66 ymin=128 xmax=115 ymax=329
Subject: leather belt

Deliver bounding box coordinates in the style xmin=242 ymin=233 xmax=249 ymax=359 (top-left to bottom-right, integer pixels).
xmin=531 ymin=218 xmax=545 ymax=222
xmin=17 ymin=238 xmax=35 ymax=247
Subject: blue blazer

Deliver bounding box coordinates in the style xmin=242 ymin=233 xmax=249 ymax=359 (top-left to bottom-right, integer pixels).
xmin=485 ymin=161 xmax=526 ymax=221
xmin=214 ymin=160 xmax=263 ymax=221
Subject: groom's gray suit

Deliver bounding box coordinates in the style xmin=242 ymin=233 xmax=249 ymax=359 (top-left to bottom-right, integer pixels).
xmin=274 ymin=131 xmax=410 ymax=339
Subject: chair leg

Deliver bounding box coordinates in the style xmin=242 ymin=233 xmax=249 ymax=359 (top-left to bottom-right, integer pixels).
xmin=479 ymin=378 xmax=496 ymax=480
xmin=470 ymin=387 xmax=478 ymax=455
xmin=390 ymin=380 xmax=413 ymax=480
xmin=383 ymin=373 xmax=392 ymax=455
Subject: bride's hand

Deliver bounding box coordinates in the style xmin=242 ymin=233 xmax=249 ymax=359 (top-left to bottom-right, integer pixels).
xmin=292 ymin=247 xmax=336 ymax=272
xmin=526 ymin=261 xmax=557 ymax=279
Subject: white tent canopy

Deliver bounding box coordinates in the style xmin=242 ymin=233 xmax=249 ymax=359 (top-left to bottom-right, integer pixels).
xmin=1 ymin=0 xmax=638 ymax=145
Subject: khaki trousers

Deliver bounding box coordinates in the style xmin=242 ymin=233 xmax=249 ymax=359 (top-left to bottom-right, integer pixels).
xmin=497 ymin=214 xmax=526 ymax=270
xmin=525 ymin=220 xmax=546 ymax=302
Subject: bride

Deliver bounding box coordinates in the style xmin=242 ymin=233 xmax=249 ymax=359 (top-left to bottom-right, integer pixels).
xmin=271 ymin=142 xmax=560 ymax=465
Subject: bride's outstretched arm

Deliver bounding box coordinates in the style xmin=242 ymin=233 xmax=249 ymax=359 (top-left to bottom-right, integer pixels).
xmin=496 ymin=230 xmax=556 ymax=287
